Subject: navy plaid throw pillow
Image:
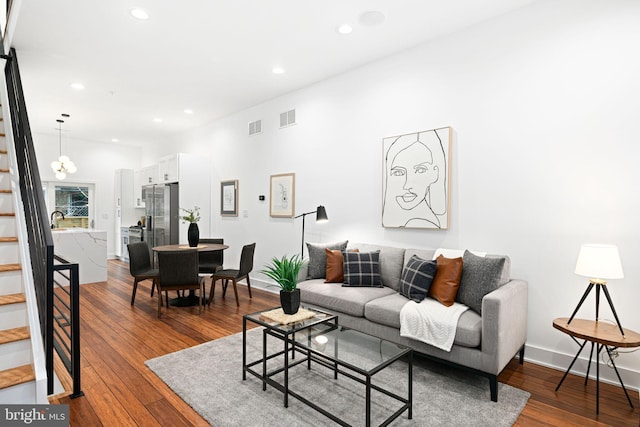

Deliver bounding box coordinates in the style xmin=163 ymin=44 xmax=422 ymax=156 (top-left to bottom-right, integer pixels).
xmin=399 ymin=255 xmax=437 ymax=302
xmin=342 ymin=251 xmax=383 ymax=287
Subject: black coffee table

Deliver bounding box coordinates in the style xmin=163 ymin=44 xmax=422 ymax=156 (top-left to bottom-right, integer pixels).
xmin=243 ymin=306 xmax=413 ymax=426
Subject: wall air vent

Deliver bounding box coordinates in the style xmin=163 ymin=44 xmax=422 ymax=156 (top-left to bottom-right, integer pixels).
xmin=279 ymin=109 xmax=296 ymax=128
xmin=248 ymin=119 xmax=262 ymax=136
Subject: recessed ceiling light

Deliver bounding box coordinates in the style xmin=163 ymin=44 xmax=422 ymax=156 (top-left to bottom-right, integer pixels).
xmin=153 ymin=118 xmax=163 ymax=123
xmin=359 ymin=10 xmax=386 ymax=27
xmin=130 ymin=8 xmax=149 ymax=20
xmin=337 ymin=24 xmax=353 ymax=35
xmin=70 ymin=82 xmax=85 ymax=90
xmin=184 ymin=109 xmax=194 ymax=114
xmin=111 ymin=138 xmax=119 ymax=142
xmin=272 ymin=67 xmax=285 ymax=75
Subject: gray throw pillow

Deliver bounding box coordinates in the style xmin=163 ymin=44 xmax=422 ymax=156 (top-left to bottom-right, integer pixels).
xmin=306 ymin=240 xmax=348 ymax=279
xmin=342 ymin=251 xmax=383 ymax=287
xmin=399 ymin=255 xmax=437 ymax=302
xmin=456 ymin=250 xmax=505 ymax=314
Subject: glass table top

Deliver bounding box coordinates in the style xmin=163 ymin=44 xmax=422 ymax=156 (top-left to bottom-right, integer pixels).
xmin=293 ymin=325 xmax=410 ymax=374
xmin=244 ymin=305 xmax=336 ymax=335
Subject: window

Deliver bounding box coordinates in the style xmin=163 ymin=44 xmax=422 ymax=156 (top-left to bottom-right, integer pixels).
xmin=43 ymin=182 xmax=95 ymax=229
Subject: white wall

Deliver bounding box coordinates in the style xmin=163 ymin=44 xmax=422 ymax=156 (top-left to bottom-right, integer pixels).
xmin=165 ymin=0 xmax=640 ymax=388
xmin=32 ymin=132 xmax=143 ymax=257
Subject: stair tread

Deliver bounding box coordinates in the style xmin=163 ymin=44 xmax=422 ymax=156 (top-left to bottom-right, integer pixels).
xmin=0 ymin=189 xmax=10 ymax=193
xmin=0 ymin=237 xmax=17 ymax=242
xmin=0 ymin=293 xmax=26 ymax=306
xmin=0 ymin=365 xmax=35 ymax=390
xmin=0 ymin=212 xmax=15 ymax=216
xmin=0 ymin=264 xmax=21 ymax=272
xmin=0 ymin=326 xmax=30 ymax=345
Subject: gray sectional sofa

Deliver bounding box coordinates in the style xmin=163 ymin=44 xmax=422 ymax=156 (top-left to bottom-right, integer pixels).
xmin=298 ymin=243 xmax=528 ymax=402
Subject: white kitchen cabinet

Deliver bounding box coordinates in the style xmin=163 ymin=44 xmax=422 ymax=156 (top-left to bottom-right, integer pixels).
xmin=133 ymin=169 xmax=145 ymax=208
xmin=142 ymin=164 xmax=159 ymax=185
xmin=114 ymin=169 xmax=144 ymax=259
xmin=158 ymin=154 xmax=179 ymax=183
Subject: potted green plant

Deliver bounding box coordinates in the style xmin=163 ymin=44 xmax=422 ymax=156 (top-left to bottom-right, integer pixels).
xmin=262 ymin=254 xmax=305 ymax=314
xmin=180 ymin=206 xmax=201 ymax=247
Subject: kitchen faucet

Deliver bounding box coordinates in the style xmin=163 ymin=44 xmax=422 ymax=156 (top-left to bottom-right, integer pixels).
xmin=50 ymin=210 xmax=65 ymax=229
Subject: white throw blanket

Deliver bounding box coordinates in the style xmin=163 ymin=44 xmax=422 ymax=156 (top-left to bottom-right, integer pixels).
xmin=399 ymin=298 xmax=469 ymax=352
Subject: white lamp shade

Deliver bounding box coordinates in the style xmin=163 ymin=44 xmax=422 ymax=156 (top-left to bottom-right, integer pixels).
xmin=575 ymin=244 xmax=624 ymax=281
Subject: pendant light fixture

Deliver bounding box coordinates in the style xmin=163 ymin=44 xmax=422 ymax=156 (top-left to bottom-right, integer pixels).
xmin=50 ymin=115 xmax=77 ymax=180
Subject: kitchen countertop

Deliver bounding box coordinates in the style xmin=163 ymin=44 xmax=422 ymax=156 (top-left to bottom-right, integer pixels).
xmin=51 ymin=228 xmax=106 ymax=233
xmin=52 ymin=229 xmax=107 ymax=284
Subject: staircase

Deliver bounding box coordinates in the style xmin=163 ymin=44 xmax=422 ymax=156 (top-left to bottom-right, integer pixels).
xmin=0 ymin=110 xmax=44 ymax=402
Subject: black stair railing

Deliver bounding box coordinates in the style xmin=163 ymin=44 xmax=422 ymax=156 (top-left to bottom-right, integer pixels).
xmin=2 ymin=47 xmax=83 ymax=398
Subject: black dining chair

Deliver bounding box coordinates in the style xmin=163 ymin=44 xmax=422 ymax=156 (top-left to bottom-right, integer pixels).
xmin=198 ymin=238 xmax=224 ymax=275
xmin=156 ymin=250 xmax=205 ymax=317
xmin=199 ymin=238 xmax=224 ymax=303
xmin=209 ymin=243 xmax=256 ymax=307
xmin=127 ymin=241 xmax=159 ymax=306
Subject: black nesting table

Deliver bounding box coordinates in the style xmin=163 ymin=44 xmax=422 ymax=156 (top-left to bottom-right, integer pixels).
xmin=242 ymin=306 xmax=413 ymax=426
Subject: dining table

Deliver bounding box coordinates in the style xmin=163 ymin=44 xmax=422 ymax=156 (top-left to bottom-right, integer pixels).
xmin=152 ymin=243 xmax=229 ymax=307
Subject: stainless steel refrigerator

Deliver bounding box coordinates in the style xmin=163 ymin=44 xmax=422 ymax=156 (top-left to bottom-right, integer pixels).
xmin=143 ymin=183 xmax=179 ymax=257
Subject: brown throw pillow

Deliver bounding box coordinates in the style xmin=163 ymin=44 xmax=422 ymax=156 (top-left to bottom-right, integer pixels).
xmin=428 ymin=255 xmax=463 ymax=306
xmin=325 ymin=248 xmax=358 ymax=283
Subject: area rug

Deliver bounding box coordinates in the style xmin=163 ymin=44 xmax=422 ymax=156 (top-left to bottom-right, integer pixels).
xmin=146 ymin=329 xmax=529 ymax=426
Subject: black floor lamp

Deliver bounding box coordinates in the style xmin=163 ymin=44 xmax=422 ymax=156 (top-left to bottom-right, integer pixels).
xmin=294 ymin=205 xmax=328 ymax=257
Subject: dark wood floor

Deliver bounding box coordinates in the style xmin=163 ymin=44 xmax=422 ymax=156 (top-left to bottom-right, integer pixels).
xmin=50 ymin=259 xmax=639 ymax=426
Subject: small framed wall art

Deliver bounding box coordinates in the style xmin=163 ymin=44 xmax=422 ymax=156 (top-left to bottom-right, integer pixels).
xmin=269 ymin=173 xmax=295 ymax=218
xmin=220 ymin=179 xmax=238 ymax=216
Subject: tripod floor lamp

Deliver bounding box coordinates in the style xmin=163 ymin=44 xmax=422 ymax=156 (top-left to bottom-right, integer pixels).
xmin=569 ymin=243 xmax=625 ymax=336
xmin=294 ymin=205 xmax=328 ymax=257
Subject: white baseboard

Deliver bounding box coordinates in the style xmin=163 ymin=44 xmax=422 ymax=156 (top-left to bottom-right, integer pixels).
xmin=523 ymin=343 xmax=639 ymax=391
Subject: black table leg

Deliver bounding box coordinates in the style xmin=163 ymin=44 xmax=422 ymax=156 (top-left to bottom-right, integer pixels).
xmin=605 ymin=345 xmax=635 ymax=408
xmin=262 ymin=329 xmax=267 ymax=391
xmin=242 ymin=317 xmax=247 ymax=380
xmin=556 ymin=339 xmax=588 ymax=392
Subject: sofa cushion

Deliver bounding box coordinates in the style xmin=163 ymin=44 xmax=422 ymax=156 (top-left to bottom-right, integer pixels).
xmin=298 ymin=279 xmax=396 ymax=317
xmin=399 ymin=255 xmax=437 ymax=302
xmin=428 ymin=255 xmax=464 ymax=307
xmin=430 ymin=248 xmax=511 ymax=286
xmin=364 ymin=293 xmax=409 ymax=328
xmin=348 ymin=243 xmax=405 ymax=291
xmin=306 ymin=240 xmax=348 ymax=279
xmin=342 ymin=251 xmax=383 ymax=287
xmin=456 ymin=250 xmax=506 ymax=314
xmin=364 ymin=293 xmax=482 ymax=348
xmin=325 ymin=248 xmax=358 ymax=283
xmin=489 ymin=254 xmax=511 ymax=286
xmin=453 ymin=310 xmax=482 ymax=348
xmin=404 ymin=248 xmax=436 ymax=265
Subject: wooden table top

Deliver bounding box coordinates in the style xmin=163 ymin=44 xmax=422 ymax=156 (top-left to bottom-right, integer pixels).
xmin=152 ymin=243 xmax=229 ymax=252
xmin=553 ymin=318 xmax=640 ymax=348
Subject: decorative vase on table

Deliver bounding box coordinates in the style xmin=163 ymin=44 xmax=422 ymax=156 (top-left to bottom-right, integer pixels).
xmin=280 ymin=289 xmax=301 ymax=315
xmin=181 ymin=206 xmax=201 ymax=247
xmin=187 ymin=223 xmax=199 ymax=247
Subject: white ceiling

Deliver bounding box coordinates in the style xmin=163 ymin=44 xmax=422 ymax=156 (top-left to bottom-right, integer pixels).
xmin=10 ymin=0 xmax=536 ymax=146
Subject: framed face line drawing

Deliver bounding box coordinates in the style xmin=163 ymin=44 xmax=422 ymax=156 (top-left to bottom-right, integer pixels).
xmin=221 ymin=180 xmax=238 ymax=216
xmin=269 ymin=173 xmax=295 ymax=218
xmin=382 ymin=127 xmax=451 ymax=229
